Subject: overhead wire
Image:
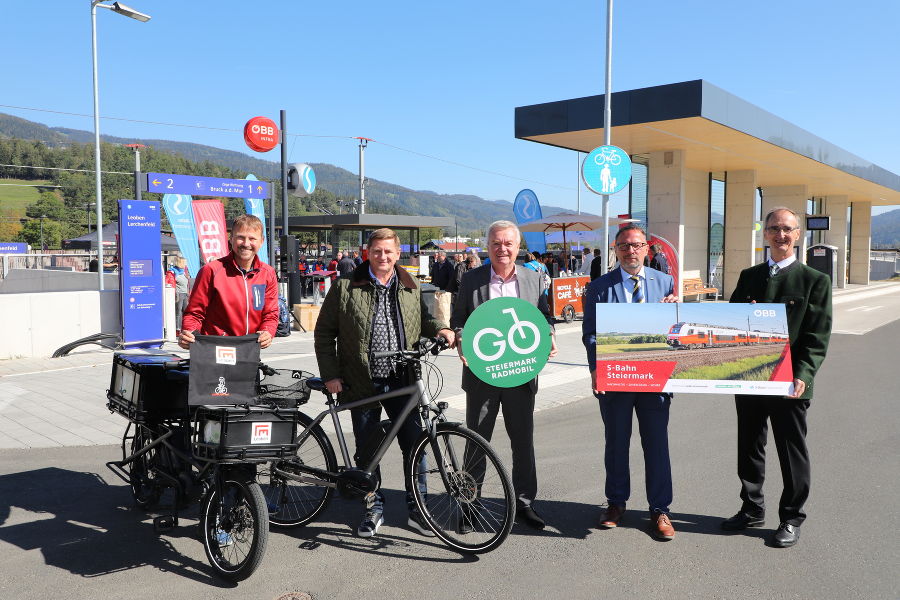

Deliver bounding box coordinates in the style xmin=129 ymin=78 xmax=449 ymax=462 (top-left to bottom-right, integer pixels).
xmin=0 ymin=103 xmax=572 ymax=190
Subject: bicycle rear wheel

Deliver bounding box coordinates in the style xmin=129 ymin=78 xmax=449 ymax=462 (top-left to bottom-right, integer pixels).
xmin=200 ymin=475 xmax=268 ymax=582
xmin=409 ymin=423 xmax=515 ymax=553
xmin=258 ymin=412 xmax=337 ymax=528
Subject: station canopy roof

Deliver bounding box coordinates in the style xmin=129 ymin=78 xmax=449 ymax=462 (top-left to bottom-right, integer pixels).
xmin=285 ymin=213 xmax=455 ymax=232
xmin=515 ymin=80 xmax=900 ymax=206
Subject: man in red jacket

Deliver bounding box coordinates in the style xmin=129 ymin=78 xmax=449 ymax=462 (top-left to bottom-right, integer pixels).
xmin=179 ymin=214 xmax=279 ymax=349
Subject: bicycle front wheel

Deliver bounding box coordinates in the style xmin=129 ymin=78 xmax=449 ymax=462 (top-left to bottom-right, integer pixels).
xmin=200 ymin=475 xmax=269 ymax=582
xmin=409 ymin=423 xmax=515 ymax=554
xmin=258 ymin=412 xmax=337 ymax=528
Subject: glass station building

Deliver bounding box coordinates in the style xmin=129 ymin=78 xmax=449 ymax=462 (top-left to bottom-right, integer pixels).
xmin=515 ymin=80 xmax=900 ymax=298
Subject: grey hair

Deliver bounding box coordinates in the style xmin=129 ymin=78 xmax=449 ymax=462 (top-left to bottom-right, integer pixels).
xmin=764 ymin=206 xmax=801 ymax=228
xmin=487 ymin=220 xmax=521 ymax=242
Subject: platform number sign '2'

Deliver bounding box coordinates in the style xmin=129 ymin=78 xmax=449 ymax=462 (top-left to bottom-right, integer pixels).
xmin=462 ymin=297 xmax=552 ymax=388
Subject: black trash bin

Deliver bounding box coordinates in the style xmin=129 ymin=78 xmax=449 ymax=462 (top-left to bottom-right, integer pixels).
xmin=806 ymin=244 xmax=838 ymax=283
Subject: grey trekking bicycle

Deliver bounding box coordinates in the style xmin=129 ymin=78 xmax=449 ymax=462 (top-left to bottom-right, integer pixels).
xmin=255 ymin=337 xmax=516 ymax=553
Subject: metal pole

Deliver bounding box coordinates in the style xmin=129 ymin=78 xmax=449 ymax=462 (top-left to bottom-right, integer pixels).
xmin=40 ymin=217 xmax=44 ymax=251
xmin=91 ymin=1 xmax=104 ymax=290
xmin=600 ymin=0 xmax=614 ymax=275
xmin=577 ymin=151 xmax=581 ymax=214
xmin=268 ymin=182 xmax=276 ymax=266
xmin=133 ymin=147 xmax=141 ymax=200
xmin=280 ymin=110 xmax=289 ymax=243
xmin=359 ymin=139 xmax=366 ymax=215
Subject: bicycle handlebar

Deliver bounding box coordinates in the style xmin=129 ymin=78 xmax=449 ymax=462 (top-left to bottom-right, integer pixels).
xmin=371 ymin=336 xmax=449 ymax=361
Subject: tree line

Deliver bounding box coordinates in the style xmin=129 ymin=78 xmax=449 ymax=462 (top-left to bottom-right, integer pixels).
xmin=0 ymin=138 xmax=443 ymax=249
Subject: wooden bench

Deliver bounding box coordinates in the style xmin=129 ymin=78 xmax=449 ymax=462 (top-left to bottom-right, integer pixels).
xmin=681 ymin=270 xmax=719 ymax=301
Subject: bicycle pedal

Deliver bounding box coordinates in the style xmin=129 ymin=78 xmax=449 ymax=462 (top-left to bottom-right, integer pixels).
xmin=153 ymin=514 xmax=178 ymax=532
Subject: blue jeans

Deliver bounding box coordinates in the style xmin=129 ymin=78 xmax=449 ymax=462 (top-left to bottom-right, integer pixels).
xmin=350 ymin=375 xmax=427 ymax=513
xmin=597 ymin=391 xmax=672 ymax=514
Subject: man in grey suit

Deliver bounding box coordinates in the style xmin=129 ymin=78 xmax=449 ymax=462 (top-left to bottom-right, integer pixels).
xmin=450 ymin=220 xmax=557 ymax=529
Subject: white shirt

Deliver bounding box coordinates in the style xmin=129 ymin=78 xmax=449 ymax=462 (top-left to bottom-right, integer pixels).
xmin=577 ymin=254 xmax=594 ymax=275
xmin=767 ymin=255 xmax=797 ymax=271
xmin=620 ymin=266 xmax=646 ymax=303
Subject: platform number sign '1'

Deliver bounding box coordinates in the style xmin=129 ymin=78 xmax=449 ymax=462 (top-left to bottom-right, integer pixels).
xmin=462 ymin=297 xmax=552 ymax=388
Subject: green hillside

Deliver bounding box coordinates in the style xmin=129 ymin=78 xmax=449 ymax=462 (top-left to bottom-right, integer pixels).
xmin=0 ymin=178 xmax=49 ymax=216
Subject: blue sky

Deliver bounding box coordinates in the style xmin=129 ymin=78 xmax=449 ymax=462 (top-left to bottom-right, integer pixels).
xmin=3 ymin=1 xmax=898 ymax=216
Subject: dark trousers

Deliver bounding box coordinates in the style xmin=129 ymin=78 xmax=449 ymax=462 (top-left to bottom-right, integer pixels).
xmin=597 ymin=391 xmax=672 ymax=514
xmin=735 ymin=395 xmax=810 ymax=526
xmin=350 ymin=376 xmax=426 ymax=512
xmin=466 ymin=384 xmax=537 ymax=508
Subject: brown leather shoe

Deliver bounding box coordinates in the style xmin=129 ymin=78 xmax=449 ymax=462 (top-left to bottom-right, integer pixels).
xmin=651 ymin=512 xmax=675 ymax=540
xmin=599 ymin=505 xmax=625 ymax=529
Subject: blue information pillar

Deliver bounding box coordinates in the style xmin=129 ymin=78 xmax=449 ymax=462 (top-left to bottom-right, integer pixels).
xmin=118 ymin=200 xmax=164 ymax=348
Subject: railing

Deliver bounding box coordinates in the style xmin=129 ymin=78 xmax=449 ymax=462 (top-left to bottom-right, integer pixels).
xmin=0 ymin=252 xmax=98 ymax=280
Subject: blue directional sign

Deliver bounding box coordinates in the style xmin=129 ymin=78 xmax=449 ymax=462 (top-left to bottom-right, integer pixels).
xmin=582 ymin=145 xmax=632 ymax=195
xmin=147 ymin=173 xmax=270 ymax=199
xmin=0 ymin=242 xmax=28 ymax=254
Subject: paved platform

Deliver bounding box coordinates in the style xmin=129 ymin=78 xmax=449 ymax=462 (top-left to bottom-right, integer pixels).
xmin=0 ymin=280 xmax=897 ymax=449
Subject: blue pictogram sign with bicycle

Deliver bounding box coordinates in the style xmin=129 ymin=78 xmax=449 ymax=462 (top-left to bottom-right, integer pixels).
xmin=582 ymin=145 xmax=632 ymax=195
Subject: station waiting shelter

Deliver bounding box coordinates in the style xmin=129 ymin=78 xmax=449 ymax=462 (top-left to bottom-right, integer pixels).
xmin=515 ymin=80 xmax=900 ymax=298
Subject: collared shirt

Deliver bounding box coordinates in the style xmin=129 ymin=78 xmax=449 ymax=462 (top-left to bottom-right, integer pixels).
xmin=620 ymin=266 xmax=646 ymax=303
xmin=488 ymin=265 xmax=520 ymax=299
xmin=767 ymin=255 xmax=797 ymax=271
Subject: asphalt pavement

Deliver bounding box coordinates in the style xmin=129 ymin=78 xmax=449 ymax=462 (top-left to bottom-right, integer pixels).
xmin=0 ymin=281 xmax=898 ymax=599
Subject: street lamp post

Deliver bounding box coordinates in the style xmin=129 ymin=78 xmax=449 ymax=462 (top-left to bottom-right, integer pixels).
xmin=90 ymin=1 xmax=151 ymax=290
xmin=39 ymin=215 xmax=47 ymax=252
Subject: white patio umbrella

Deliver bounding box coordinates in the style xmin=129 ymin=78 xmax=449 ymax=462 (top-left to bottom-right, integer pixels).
xmin=518 ymin=213 xmax=636 ymax=264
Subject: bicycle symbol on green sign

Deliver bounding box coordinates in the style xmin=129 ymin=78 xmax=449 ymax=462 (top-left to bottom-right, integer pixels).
xmin=472 ymin=308 xmax=541 ymax=361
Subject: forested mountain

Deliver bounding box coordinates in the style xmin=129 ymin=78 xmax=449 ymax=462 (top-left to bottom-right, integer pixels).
xmin=0 ymin=113 xmax=575 ymax=238
xmin=872 ymin=208 xmax=900 ymax=248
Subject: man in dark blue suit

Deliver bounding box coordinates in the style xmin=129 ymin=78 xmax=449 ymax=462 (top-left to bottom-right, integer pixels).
xmin=582 ymin=225 xmax=679 ymax=540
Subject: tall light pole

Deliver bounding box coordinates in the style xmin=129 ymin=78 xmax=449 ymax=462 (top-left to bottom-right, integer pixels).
xmin=91 ymin=1 xmax=151 ymax=290
xmin=600 ymin=0 xmax=614 ymax=275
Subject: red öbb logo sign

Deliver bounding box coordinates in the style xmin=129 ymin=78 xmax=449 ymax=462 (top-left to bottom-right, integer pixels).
xmin=244 ymin=116 xmax=279 ymax=152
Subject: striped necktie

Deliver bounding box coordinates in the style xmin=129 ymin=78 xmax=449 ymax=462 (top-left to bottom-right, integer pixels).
xmin=630 ymin=275 xmax=644 ymax=303
xmin=770 ymin=263 xmax=780 ymax=278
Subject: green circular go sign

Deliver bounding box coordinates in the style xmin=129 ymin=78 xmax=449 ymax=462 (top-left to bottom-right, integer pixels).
xmin=462 ymin=297 xmax=552 ymax=388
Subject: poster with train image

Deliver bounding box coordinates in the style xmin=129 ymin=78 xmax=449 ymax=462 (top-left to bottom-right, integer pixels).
xmin=594 ymin=303 xmax=793 ymax=396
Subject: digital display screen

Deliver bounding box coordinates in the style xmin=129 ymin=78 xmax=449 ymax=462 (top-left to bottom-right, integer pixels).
xmin=806 ymin=216 xmax=830 ymax=231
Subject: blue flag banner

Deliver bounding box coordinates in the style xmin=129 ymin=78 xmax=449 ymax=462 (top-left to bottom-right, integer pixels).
xmin=161 ymin=193 xmax=201 ymax=277
xmin=243 ymin=173 xmax=269 ymax=264
xmin=513 ymin=189 xmax=546 ymax=254
xmin=118 ymin=199 xmax=164 ymax=348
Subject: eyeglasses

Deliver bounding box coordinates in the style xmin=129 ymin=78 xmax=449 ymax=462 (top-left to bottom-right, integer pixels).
xmin=765 ymin=226 xmax=798 ymax=234
xmin=616 ymin=242 xmax=648 ymax=251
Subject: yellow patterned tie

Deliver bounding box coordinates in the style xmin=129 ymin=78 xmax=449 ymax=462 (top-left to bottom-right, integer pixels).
xmin=630 ymin=275 xmax=644 ymax=303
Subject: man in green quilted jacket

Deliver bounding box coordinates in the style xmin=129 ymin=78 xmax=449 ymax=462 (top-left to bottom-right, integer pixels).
xmin=314 ymin=228 xmax=455 ymax=538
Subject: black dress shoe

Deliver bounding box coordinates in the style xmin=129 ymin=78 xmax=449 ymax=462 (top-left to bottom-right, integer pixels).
xmin=516 ymin=505 xmax=545 ymax=529
xmin=771 ymin=522 xmax=800 ymax=547
xmin=721 ymin=511 xmax=765 ymax=531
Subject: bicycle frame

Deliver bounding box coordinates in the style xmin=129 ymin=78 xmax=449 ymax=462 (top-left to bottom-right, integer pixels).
xmin=276 ymin=373 xmax=461 ymax=496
